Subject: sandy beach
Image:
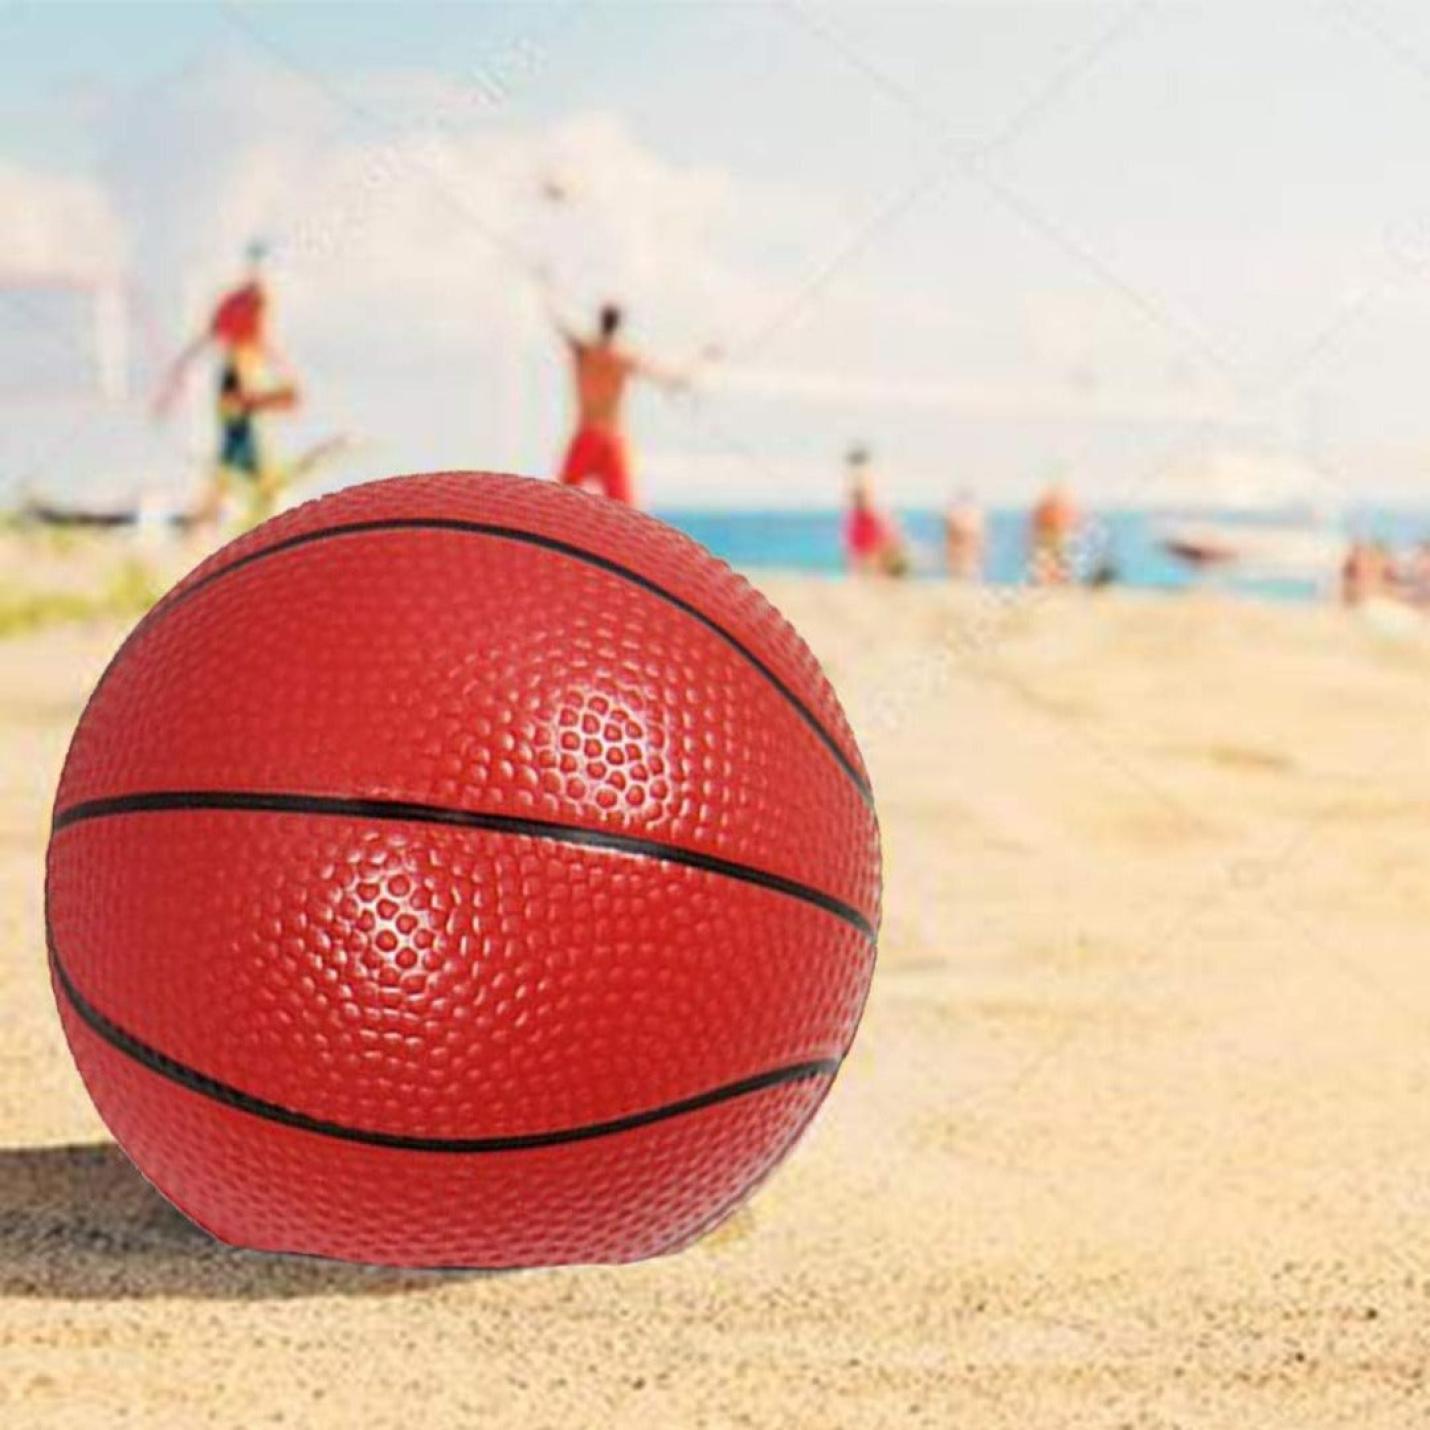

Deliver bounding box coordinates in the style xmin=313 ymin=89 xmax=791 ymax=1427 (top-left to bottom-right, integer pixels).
xmin=5 ymin=577 xmax=1430 ymax=1427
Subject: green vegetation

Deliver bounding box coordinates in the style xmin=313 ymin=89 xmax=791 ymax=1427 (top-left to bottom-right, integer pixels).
xmin=0 ymin=557 xmax=163 ymax=638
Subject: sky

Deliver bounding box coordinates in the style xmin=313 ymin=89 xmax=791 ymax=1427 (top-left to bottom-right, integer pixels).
xmin=7 ymin=1 xmax=1430 ymax=509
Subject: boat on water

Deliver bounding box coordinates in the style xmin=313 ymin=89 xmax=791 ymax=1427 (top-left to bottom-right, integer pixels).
xmin=13 ymin=499 xmax=198 ymax=532
xmin=1156 ymin=519 xmax=1344 ymax=579
xmin=1148 ymin=449 xmax=1345 ymax=587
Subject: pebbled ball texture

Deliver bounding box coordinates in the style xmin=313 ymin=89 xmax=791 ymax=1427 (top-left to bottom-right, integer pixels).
xmin=46 ymin=472 xmax=881 ymax=1267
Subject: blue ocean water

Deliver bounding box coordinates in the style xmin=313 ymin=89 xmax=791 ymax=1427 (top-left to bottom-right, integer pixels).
xmin=654 ymin=506 xmax=1430 ymax=603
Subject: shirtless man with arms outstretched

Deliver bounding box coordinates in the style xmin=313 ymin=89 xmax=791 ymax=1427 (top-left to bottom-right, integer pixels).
xmin=553 ymin=302 xmax=688 ymax=508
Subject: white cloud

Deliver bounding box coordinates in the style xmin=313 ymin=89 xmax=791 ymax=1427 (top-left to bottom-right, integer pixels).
xmin=274 ymin=107 xmax=792 ymax=356
xmin=100 ymin=45 xmax=334 ymax=327
xmin=0 ymin=159 xmax=125 ymax=276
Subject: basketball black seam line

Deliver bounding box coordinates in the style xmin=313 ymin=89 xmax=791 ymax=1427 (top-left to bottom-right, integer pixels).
xmin=47 ymin=939 xmax=841 ymax=1155
xmin=51 ymin=789 xmax=877 ymax=939
xmin=132 ymin=515 xmax=874 ymax=807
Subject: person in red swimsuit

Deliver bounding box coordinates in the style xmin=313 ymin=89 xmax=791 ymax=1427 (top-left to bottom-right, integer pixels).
xmin=552 ymin=301 xmax=686 ymax=507
xmin=153 ymin=241 xmax=300 ymax=528
xmin=843 ymin=445 xmax=907 ymax=576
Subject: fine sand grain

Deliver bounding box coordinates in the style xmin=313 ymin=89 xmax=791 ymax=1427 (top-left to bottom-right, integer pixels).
xmin=4 ymin=578 xmax=1430 ymax=1427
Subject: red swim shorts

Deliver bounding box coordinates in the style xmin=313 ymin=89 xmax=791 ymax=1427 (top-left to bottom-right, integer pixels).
xmin=558 ymin=426 xmax=634 ymax=505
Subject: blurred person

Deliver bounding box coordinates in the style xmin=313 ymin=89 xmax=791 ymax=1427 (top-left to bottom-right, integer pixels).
xmin=843 ymin=446 xmax=907 ymax=577
xmin=1088 ymin=552 xmax=1120 ymax=589
xmin=1341 ymin=538 xmax=1395 ymax=606
xmin=1029 ymin=480 xmax=1080 ymax=585
xmin=1397 ymin=539 xmax=1430 ymax=607
xmin=550 ymin=299 xmax=689 ymax=507
xmin=943 ymin=488 xmax=984 ymax=580
xmin=153 ymin=241 xmax=301 ymax=529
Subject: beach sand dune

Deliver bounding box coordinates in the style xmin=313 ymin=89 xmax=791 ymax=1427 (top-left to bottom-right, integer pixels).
xmin=4 ymin=582 xmax=1430 ymax=1427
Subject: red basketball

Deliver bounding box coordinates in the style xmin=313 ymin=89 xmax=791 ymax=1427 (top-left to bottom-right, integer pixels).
xmin=46 ymin=473 xmax=880 ymax=1267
